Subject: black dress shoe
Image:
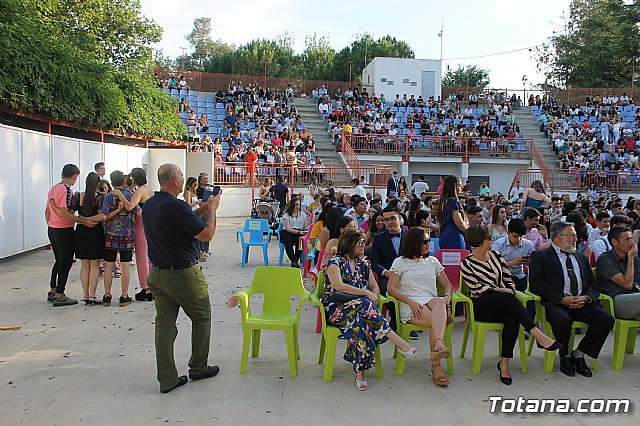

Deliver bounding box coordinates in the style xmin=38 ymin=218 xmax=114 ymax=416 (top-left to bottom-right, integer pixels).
xmin=560 ymin=356 xmax=575 ymax=377
xmin=537 ymin=340 xmax=563 ymax=352
xmin=161 ymin=375 xmax=188 ymax=393
xmin=189 ymin=365 xmax=220 ymax=381
xmin=571 ymin=356 xmax=592 ymax=377
xmin=497 ymin=361 xmax=512 ymax=385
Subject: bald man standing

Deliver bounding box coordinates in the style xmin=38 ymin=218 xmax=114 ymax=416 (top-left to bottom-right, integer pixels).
xmin=143 ymin=163 xmax=221 ymax=393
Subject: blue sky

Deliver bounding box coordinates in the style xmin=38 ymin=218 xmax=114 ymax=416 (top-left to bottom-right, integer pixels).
xmin=140 ymin=0 xmax=572 ymax=89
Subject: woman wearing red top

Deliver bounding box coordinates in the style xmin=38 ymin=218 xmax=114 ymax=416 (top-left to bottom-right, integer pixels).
xmin=245 ymin=148 xmax=258 ymax=183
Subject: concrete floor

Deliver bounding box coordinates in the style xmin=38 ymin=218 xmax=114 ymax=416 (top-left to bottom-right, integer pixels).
xmin=1 ymin=220 xmax=639 ymax=425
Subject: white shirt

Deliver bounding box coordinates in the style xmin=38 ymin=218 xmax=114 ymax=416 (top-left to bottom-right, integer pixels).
xmin=353 ymin=185 xmax=366 ymax=198
xmin=390 ymin=256 xmax=444 ymax=323
xmin=509 ymin=186 xmax=525 ymax=202
xmin=591 ymin=236 xmax=612 ymax=261
xmin=551 ymin=244 xmax=584 ymax=296
xmin=411 ymin=181 xmax=429 ymax=196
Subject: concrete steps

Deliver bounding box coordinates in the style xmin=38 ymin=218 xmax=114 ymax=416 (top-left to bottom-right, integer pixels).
xmin=512 ymin=109 xmax=557 ymax=168
xmin=293 ymin=98 xmax=343 ymax=165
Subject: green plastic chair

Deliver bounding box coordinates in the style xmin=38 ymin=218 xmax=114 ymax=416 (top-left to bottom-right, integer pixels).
xmin=525 ymin=273 xmax=600 ymax=373
xmin=234 ymin=266 xmax=310 ymax=376
xmin=598 ymin=293 xmax=640 ymax=370
xmin=458 ymin=277 xmax=529 ymax=374
xmin=309 ymin=273 xmax=384 ymax=382
xmin=386 ymin=291 xmax=456 ymax=376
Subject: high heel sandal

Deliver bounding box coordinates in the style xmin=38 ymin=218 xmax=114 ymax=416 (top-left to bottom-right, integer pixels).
xmin=355 ymin=374 xmax=368 ymax=391
xmin=430 ymin=338 xmax=451 ymax=360
xmin=398 ymin=346 xmax=418 ymax=358
xmin=431 ymin=360 xmax=449 ymax=386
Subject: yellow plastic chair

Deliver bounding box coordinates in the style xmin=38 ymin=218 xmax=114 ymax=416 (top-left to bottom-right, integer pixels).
xmin=309 ymin=273 xmax=384 ymax=382
xmin=458 ymin=277 xmax=529 ymax=374
xmin=386 ymin=291 xmax=456 ymax=376
xmin=234 ymin=266 xmax=310 ymax=376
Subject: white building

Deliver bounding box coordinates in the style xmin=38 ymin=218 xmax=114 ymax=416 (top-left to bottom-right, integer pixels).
xmin=362 ymin=57 xmax=442 ymax=102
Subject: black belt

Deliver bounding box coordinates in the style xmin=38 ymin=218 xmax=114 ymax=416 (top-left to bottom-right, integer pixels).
xmin=154 ymin=261 xmax=199 ymax=270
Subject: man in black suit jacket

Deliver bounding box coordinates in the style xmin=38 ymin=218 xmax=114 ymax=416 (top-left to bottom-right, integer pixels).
xmin=530 ymin=221 xmax=614 ymax=378
xmin=370 ymin=206 xmax=406 ymax=331
xmin=386 ymin=171 xmax=399 ymax=200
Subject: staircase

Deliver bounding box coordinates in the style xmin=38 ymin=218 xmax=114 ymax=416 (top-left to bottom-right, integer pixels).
xmin=293 ymin=98 xmax=344 ymax=164
xmin=511 ymin=108 xmax=557 ymax=168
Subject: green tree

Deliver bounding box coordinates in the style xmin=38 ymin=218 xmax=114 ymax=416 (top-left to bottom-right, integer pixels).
xmin=534 ymin=0 xmax=640 ymax=88
xmin=442 ymin=65 xmax=491 ymax=87
xmin=300 ymin=34 xmax=336 ymax=80
xmin=0 ymin=0 xmax=185 ymax=140
xmin=332 ymin=34 xmax=414 ymax=82
xmin=185 ymin=17 xmax=232 ymax=69
xmin=34 ymin=0 xmax=163 ymax=70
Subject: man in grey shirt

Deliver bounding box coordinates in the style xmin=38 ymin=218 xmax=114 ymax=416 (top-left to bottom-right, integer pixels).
xmin=595 ymin=226 xmax=640 ymax=320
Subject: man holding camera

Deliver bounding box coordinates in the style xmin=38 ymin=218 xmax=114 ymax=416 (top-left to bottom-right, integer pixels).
xmin=143 ymin=163 xmax=221 ymax=393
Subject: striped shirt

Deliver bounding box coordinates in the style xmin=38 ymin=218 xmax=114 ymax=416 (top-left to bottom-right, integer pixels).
xmin=460 ymin=250 xmax=515 ymax=298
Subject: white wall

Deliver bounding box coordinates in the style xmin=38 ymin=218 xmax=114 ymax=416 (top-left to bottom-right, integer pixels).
xmin=186 ymin=152 xmax=214 ymax=184
xmin=148 ymin=149 xmax=186 ymax=191
xmin=363 ymin=57 xmax=442 ymax=100
xmin=0 ymin=123 xmax=158 ymax=258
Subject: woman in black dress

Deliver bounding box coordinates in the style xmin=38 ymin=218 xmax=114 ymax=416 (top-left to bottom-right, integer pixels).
xmin=74 ymin=172 xmax=106 ymax=305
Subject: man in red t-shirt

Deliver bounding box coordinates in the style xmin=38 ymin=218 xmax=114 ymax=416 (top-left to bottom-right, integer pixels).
xmin=45 ymin=164 xmax=96 ymax=306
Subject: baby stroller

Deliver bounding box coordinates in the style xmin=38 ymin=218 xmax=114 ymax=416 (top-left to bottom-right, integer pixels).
xmin=251 ymin=199 xmax=280 ymax=232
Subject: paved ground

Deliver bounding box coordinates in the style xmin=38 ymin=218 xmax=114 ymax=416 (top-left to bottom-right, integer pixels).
xmin=1 ymin=219 xmax=639 ymax=425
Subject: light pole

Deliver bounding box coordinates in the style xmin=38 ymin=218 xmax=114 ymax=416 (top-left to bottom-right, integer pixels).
xmin=179 ymin=47 xmax=187 ymax=71
xmin=522 ymin=75 xmax=528 ymax=105
xmin=347 ymin=61 xmax=353 ymax=87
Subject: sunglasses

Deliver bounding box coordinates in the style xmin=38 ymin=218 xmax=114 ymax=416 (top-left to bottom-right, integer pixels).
xmin=99 ymin=187 xmax=107 ymax=191
xmin=423 ymin=239 xmax=431 ymax=245
xmin=357 ymin=239 xmax=366 ymax=247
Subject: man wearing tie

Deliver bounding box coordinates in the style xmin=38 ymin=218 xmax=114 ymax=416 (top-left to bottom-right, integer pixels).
xmin=370 ymin=206 xmax=406 ymax=331
xmin=530 ymin=221 xmax=614 ymax=377
xmin=386 ymin=171 xmax=399 ymax=200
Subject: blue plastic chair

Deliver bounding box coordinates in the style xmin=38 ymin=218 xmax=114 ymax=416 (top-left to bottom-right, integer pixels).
xmin=237 ymin=219 xmax=271 ymax=267
xmin=277 ymin=220 xmax=305 ymax=266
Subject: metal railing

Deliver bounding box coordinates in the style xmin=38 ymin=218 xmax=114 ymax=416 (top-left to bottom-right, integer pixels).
xmin=342 ymin=134 xmax=532 ymax=161
xmin=212 ymin=161 xmax=391 ymax=200
xmin=513 ymin=168 xmax=640 ymax=194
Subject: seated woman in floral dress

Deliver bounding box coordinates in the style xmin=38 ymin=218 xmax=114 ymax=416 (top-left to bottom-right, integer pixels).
xmin=323 ymin=228 xmax=417 ymax=391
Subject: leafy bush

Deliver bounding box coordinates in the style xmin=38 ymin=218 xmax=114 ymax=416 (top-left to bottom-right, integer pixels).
xmin=0 ymin=0 xmax=186 ymax=140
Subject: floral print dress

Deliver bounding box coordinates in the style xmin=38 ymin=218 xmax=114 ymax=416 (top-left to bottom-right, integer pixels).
xmin=322 ymin=256 xmax=389 ymax=373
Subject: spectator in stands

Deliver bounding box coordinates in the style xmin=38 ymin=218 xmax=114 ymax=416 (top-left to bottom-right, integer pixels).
xmin=478 ymin=181 xmax=491 ymax=197
xmin=467 ymin=205 xmax=484 ymax=226
xmin=351 ymin=178 xmax=366 ymax=198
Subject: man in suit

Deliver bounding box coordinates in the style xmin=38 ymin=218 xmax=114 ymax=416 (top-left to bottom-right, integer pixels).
xmin=386 ymin=171 xmax=399 ymax=200
xmin=370 ymin=206 xmax=406 ymax=332
xmin=530 ymin=221 xmax=614 ymax=378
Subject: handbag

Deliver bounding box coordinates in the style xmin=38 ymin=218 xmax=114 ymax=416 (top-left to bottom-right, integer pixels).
xmin=326 ymin=291 xmax=361 ymax=304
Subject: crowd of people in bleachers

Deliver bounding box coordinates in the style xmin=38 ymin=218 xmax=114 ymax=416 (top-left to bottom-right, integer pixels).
xmin=310 ymin=86 xmax=527 ymax=156
xmin=159 ymin=79 xmax=324 ymax=183
xmin=534 ymin=93 xmax=640 ymax=185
